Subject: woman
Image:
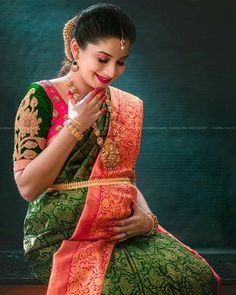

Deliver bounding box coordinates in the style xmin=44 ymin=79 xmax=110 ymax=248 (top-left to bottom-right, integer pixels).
xmin=13 ymin=3 xmax=220 ymax=295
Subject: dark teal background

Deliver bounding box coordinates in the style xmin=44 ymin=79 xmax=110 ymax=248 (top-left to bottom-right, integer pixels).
xmin=0 ymin=0 xmax=235 ymax=252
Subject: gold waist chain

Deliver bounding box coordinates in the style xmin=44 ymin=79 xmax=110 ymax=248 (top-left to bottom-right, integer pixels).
xmin=47 ymin=177 xmax=132 ymax=191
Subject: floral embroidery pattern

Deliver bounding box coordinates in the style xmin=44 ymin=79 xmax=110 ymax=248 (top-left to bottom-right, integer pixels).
xmin=13 ymin=88 xmax=46 ymax=161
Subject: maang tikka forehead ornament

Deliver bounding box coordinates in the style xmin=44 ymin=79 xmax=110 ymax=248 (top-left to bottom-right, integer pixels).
xmin=120 ymin=38 xmax=125 ymax=50
xmin=120 ymin=26 xmax=125 ymax=50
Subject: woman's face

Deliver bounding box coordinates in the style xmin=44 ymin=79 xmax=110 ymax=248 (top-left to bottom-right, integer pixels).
xmin=73 ymin=38 xmax=130 ymax=89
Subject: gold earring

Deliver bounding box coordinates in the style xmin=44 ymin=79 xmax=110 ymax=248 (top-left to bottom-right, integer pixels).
xmin=71 ymin=59 xmax=79 ymax=72
xmin=120 ymin=38 xmax=125 ymax=50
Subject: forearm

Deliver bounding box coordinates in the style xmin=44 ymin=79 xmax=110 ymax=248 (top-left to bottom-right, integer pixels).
xmin=136 ymin=186 xmax=152 ymax=213
xmin=14 ymin=127 xmax=77 ymax=201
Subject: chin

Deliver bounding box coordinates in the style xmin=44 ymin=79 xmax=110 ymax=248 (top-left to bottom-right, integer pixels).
xmin=93 ymin=81 xmax=108 ymax=89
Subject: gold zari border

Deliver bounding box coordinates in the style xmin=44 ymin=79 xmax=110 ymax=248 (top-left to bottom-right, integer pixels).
xmin=48 ymin=177 xmax=132 ymax=191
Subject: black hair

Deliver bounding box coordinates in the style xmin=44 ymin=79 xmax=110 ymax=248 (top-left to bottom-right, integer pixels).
xmin=58 ymin=3 xmax=136 ymax=77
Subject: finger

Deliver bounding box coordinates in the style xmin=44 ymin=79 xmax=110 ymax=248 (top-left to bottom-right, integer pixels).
xmin=109 ymin=214 xmax=137 ymax=226
xmin=109 ymin=217 xmax=135 ymax=228
xmin=109 ymin=219 xmax=128 ymax=226
xmin=89 ymin=89 xmax=106 ymax=109
xmin=82 ymin=88 xmax=102 ymax=104
xmin=108 ymin=225 xmax=129 ymax=234
xmin=94 ymin=97 xmax=106 ymax=113
xmin=92 ymin=108 xmax=106 ymax=123
xmin=117 ymin=232 xmax=137 ymax=243
xmin=117 ymin=238 xmax=127 ymax=243
xmin=131 ymin=202 xmax=144 ymax=215
xmin=131 ymin=201 xmax=139 ymax=210
xmin=109 ymin=232 xmax=127 ymax=241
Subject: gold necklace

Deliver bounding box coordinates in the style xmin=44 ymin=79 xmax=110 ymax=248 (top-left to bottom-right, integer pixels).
xmin=66 ymin=78 xmax=81 ymax=101
xmin=65 ymin=78 xmax=120 ymax=170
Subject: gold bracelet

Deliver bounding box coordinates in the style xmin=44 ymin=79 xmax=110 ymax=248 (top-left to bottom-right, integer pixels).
xmin=69 ymin=117 xmax=82 ymax=128
xmin=64 ymin=121 xmax=84 ymax=141
xmin=143 ymin=213 xmax=159 ymax=237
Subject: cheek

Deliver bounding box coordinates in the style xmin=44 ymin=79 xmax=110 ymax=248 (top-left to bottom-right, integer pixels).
xmin=117 ymin=66 xmax=126 ymax=77
xmin=80 ymin=58 xmax=100 ymax=72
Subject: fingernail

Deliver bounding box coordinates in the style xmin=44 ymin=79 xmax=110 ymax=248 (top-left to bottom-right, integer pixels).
xmin=101 ymin=108 xmax=106 ymax=114
xmin=95 ymin=88 xmax=102 ymax=94
xmin=100 ymin=95 xmax=107 ymax=101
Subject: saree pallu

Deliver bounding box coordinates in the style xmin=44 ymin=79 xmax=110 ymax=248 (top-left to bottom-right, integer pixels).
xmin=23 ymin=83 xmax=220 ymax=295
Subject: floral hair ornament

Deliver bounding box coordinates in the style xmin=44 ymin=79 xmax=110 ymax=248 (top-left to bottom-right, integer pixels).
xmin=63 ymin=16 xmax=78 ymax=61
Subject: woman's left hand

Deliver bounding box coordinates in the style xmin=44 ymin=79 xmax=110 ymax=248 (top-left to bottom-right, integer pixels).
xmin=107 ymin=202 xmax=153 ymax=243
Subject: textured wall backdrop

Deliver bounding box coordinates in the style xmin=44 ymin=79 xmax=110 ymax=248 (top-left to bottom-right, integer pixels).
xmin=0 ymin=0 xmax=235 ymax=251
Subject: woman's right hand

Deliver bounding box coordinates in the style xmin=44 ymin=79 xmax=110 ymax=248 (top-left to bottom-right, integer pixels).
xmin=68 ymin=88 xmax=106 ymax=132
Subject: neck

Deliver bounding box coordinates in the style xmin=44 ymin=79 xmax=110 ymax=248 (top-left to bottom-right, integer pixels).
xmin=66 ymin=71 xmax=93 ymax=98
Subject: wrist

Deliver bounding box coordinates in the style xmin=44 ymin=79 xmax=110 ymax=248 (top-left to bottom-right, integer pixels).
xmin=143 ymin=212 xmax=159 ymax=237
xmin=64 ymin=120 xmax=84 ymax=141
xmin=68 ymin=117 xmax=86 ymax=133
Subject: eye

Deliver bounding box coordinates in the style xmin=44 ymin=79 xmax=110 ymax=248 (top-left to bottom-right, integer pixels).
xmin=98 ymin=58 xmax=108 ymax=63
xmin=117 ymin=61 xmax=125 ymax=66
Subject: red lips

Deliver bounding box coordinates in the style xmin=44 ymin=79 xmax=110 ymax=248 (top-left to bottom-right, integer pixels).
xmin=95 ymin=73 xmax=112 ymax=84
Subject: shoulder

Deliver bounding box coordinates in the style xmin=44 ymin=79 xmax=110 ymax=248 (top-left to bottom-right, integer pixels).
xmin=109 ymin=86 xmax=143 ymax=105
xmin=20 ymin=81 xmax=53 ymax=105
xmin=23 ymin=81 xmax=48 ymax=95
xmin=16 ymin=81 xmax=53 ymax=117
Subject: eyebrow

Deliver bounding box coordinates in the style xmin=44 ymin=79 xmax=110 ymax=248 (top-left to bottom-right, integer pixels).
xmin=97 ymin=51 xmax=129 ymax=59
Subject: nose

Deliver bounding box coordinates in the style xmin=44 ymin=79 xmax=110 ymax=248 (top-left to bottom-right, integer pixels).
xmin=103 ymin=63 xmax=117 ymax=78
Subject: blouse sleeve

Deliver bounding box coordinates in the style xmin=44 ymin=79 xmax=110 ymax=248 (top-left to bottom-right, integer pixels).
xmin=13 ymin=83 xmax=53 ymax=173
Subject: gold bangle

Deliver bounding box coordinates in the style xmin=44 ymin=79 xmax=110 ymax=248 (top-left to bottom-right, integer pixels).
xmin=143 ymin=213 xmax=159 ymax=237
xmin=64 ymin=121 xmax=84 ymax=141
xmin=69 ymin=117 xmax=82 ymax=128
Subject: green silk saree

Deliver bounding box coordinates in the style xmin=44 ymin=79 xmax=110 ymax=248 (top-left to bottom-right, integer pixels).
xmin=13 ymin=81 xmax=220 ymax=294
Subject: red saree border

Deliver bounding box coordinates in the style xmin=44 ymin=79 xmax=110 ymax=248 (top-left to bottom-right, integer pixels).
xmin=46 ymin=87 xmax=143 ymax=295
xmin=70 ymin=86 xmax=142 ymax=241
xmin=46 ymin=240 xmax=79 ymax=295
xmin=46 ymin=240 xmax=115 ymax=295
